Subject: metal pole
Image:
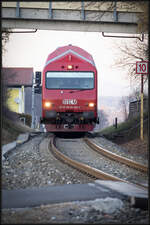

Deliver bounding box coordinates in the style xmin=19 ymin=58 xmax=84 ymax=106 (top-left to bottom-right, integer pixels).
xmin=16 ymin=1 xmax=20 ymax=18
xmin=49 ymin=0 xmax=53 ymax=19
xmin=31 ymin=73 xmax=35 ymax=129
xmin=113 ymin=1 xmax=118 ymax=22
xmin=102 ymin=32 xmax=144 ymax=42
xmin=140 ymin=75 xmax=144 ymax=140
xmin=115 ymin=117 xmax=117 ymax=129
xmin=21 ymin=85 xmax=24 ymax=113
xmin=6 ymin=29 xmax=37 ymax=33
xmin=81 ymin=0 xmax=85 ymax=20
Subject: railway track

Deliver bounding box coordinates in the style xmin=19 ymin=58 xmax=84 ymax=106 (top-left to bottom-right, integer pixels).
xmin=50 ymin=136 xmax=148 ymax=190
xmin=84 ymin=138 xmax=148 ymax=173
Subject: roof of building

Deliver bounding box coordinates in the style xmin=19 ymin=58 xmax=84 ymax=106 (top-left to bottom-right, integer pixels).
xmin=2 ymin=67 xmax=33 ymax=86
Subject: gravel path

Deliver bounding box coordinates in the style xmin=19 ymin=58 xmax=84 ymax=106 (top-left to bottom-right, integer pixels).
xmin=2 ymin=133 xmax=149 ymax=224
xmin=2 ymin=200 xmax=148 ymax=224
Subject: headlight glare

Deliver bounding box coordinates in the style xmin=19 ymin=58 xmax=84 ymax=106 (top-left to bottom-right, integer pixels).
xmin=88 ymin=102 xmax=95 ymax=107
xmin=44 ymin=101 xmax=51 ymax=108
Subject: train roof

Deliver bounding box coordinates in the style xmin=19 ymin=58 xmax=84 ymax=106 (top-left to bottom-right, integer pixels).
xmin=45 ymin=45 xmax=95 ymax=67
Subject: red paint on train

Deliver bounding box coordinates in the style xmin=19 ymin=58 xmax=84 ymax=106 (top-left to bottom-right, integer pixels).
xmin=41 ymin=45 xmax=99 ymax=132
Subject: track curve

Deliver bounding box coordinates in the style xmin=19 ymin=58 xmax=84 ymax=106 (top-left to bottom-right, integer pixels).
xmin=84 ymin=138 xmax=148 ymax=173
xmin=50 ymin=136 xmax=147 ymax=190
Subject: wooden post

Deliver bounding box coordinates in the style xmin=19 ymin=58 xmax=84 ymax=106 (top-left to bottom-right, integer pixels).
xmin=140 ymin=75 xmax=144 ymax=140
xmin=115 ymin=117 xmax=117 ymax=129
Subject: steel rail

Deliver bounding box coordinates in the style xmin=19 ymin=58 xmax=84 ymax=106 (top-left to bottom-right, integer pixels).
xmin=50 ymin=136 xmax=147 ymax=190
xmin=84 ymin=138 xmax=148 ymax=173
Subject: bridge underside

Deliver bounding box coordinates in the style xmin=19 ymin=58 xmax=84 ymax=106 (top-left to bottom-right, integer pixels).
xmin=2 ymin=7 xmax=139 ymax=34
xmin=2 ymin=18 xmax=137 ymax=34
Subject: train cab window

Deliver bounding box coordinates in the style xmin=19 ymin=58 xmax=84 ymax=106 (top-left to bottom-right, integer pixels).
xmin=46 ymin=72 xmax=94 ymax=90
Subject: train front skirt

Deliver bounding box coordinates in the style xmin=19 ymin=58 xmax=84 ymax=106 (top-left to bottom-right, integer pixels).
xmin=44 ymin=123 xmax=95 ymax=132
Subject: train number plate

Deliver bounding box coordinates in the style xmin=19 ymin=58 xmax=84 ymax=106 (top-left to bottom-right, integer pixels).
xmin=62 ymin=99 xmax=77 ymax=105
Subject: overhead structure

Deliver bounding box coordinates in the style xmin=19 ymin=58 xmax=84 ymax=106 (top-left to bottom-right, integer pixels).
xmin=2 ymin=1 xmax=144 ymax=34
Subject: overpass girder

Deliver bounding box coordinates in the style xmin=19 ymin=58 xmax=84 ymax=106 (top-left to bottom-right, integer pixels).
xmin=2 ymin=7 xmax=139 ymax=34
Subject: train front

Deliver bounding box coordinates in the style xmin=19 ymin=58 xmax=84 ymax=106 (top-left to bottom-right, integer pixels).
xmin=41 ymin=45 xmax=99 ymax=132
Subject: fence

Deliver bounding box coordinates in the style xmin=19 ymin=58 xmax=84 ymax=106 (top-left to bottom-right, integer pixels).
xmin=128 ymin=98 xmax=148 ymax=118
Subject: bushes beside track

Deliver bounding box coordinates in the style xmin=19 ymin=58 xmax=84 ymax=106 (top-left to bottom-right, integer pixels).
xmin=97 ymin=112 xmax=148 ymax=142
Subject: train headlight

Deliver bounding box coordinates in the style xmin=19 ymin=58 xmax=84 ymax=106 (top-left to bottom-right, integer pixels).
xmin=88 ymin=102 xmax=95 ymax=108
xmin=44 ymin=101 xmax=52 ymax=108
xmin=67 ymin=65 xmax=73 ymax=70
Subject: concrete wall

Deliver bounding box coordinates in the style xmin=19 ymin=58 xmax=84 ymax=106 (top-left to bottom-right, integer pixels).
xmin=2 ymin=1 xmax=143 ymax=12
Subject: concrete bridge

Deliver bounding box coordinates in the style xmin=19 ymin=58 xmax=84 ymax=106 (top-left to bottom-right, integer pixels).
xmin=2 ymin=1 xmax=144 ymax=34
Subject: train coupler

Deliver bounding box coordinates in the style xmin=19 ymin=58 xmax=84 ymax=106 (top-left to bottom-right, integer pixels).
xmin=56 ymin=113 xmax=61 ymax=128
xmin=79 ymin=117 xmax=84 ymax=128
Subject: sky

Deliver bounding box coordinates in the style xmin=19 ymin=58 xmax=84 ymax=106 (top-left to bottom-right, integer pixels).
xmin=3 ymin=29 xmax=134 ymax=98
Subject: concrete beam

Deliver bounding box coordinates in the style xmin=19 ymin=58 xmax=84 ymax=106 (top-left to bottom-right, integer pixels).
xmin=2 ymin=18 xmax=138 ymax=34
xmin=2 ymin=7 xmax=138 ymax=23
xmin=2 ymin=1 xmax=143 ymax=13
xmin=2 ymin=6 xmax=140 ymax=34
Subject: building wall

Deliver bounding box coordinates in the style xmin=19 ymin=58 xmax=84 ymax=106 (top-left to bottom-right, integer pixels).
xmin=6 ymin=87 xmax=24 ymax=113
xmin=6 ymin=86 xmax=42 ymax=129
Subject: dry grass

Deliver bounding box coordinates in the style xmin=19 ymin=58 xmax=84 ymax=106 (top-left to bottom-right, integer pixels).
xmin=118 ymin=135 xmax=148 ymax=159
xmin=2 ymin=114 xmax=35 ymax=145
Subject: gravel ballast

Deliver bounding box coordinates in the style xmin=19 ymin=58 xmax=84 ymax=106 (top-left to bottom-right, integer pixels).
xmin=2 ymin=132 xmax=149 ymax=224
xmin=55 ymin=137 xmax=148 ymax=186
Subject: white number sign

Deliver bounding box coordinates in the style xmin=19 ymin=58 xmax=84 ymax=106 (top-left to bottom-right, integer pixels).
xmin=136 ymin=61 xmax=148 ymax=74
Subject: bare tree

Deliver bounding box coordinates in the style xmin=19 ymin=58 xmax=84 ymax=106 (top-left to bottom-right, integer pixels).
xmin=119 ymin=96 xmax=129 ymax=121
xmin=98 ymin=109 xmax=109 ymax=130
xmin=75 ymin=1 xmax=117 ymax=21
xmin=128 ymin=88 xmax=148 ymax=105
xmin=111 ymin=1 xmax=148 ymax=88
xmin=77 ymin=1 xmax=149 ymax=25
xmin=2 ymin=29 xmax=12 ymax=116
xmin=2 ymin=28 xmax=12 ymax=54
xmin=84 ymin=1 xmax=115 ymax=20
xmin=136 ymin=1 xmax=149 ymax=33
xmin=113 ymin=36 xmax=148 ymax=84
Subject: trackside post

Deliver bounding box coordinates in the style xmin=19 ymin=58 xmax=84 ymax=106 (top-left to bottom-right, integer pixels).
xmin=136 ymin=61 xmax=148 ymax=141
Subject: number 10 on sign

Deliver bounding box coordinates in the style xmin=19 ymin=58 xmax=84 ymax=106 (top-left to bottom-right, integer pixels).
xmin=136 ymin=61 xmax=148 ymax=74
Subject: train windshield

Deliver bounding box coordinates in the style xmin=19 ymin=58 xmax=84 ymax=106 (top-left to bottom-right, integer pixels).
xmin=46 ymin=72 xmax=94 ymax=89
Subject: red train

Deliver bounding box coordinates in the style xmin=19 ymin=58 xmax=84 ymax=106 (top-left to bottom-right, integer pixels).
xmin=36 ymin=44 xmax=99 ymax=132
